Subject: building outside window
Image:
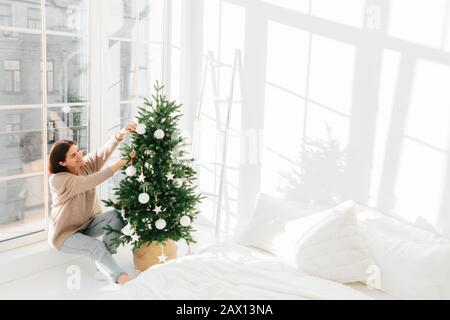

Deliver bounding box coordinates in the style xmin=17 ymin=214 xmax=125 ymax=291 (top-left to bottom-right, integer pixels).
xmin=27 ymin=7 xmax=40 ymax=29
xmin=0 ymin=3 xmax=11 ymax=37
xmin=4 ymin=60 xmax=21 ymax=93
xmin=5 ymin=113 xmax=22 ymax=147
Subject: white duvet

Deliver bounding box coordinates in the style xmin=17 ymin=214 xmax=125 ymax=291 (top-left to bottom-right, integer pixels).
xmin=101 ymin=243 xmax=374 ymax=300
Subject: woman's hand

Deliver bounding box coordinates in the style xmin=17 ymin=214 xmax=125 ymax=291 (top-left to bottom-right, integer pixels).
xmin=116 ymin=122 xmax=137 ymax=140
xmin=112 ymin=150 xmax=137 ymax=173
xmin=121 ymin=150 xmax=137 ymax=164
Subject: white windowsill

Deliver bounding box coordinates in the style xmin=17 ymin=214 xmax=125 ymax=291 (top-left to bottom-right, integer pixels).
xmin=0 ymin=240 xmax=79 ymax=285
xmin=0 ymin=221 xmax=217 ymax=286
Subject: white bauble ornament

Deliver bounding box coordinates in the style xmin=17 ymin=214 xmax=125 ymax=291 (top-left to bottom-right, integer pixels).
xmin=155 ymin=218 xmax=167 ymax=230
xmin=138 ymin=193 xmax=150 ymax=204
xmin=125 ymin=165 xmax=136 ymax=177
xmin=136 ymin=123 xmax=146 ymax=135
xmin=173 ymin=178 xmax=183 ymax=188
xmin=154 ymin=129 xmax=165 ymax=140
xmin=180 ymin=215 xmax=191 ymax=227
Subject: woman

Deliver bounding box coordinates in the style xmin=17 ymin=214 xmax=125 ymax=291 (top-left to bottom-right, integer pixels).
xmin=48 ymin=122 xmax=137 ymax=285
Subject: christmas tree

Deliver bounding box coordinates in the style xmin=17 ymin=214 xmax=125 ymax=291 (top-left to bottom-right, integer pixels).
xmin=102 ymin=82 xmax=203 ymax=251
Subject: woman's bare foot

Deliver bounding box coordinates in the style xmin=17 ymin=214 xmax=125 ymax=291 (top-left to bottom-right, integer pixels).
xmin=116 ymin=273 xmax=132 ymax=285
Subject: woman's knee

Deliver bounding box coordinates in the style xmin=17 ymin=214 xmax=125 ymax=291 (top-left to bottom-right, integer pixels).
xmin=59 ymin=237 xmax=109 ymax=261
xmin=106 ymin=210 xmax=125 ymax=230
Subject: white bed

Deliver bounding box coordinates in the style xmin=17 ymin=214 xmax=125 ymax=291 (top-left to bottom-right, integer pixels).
xmin=102 ymin=194 xmax=450 ymax=300
xmin=101 ymin=242 xmax=394 ymax=300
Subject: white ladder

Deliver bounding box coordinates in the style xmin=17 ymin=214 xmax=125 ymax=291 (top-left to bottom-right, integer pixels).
xmin=191 ymin=49 xmax=243 ymax=242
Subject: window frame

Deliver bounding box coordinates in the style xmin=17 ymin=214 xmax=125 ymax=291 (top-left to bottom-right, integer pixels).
xmin=0 ymin=0 xmax=168 ymax=253
xmin=0 ymin=0 xmax=90 ymax=252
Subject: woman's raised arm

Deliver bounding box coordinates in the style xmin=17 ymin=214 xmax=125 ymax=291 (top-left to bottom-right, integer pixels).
xmin=83 ymin=122 xmax=137 ymax=172
xmin=51 ymin=150 xmax=137 ymax=198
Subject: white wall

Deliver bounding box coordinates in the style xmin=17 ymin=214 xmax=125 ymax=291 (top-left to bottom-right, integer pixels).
xmin=176 ymin=0 xmax=450 ymax=239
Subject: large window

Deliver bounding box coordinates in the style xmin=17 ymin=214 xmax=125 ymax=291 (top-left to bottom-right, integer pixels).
xmin=102 ymin=0 xmax=163 ymax=201
xmin=0 ymin=0 xmax=89 ymax=249
xmin=0 ymin=0 xmax=164 ymax=251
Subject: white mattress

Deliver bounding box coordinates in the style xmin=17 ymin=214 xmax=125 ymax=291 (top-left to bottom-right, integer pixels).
xmin=242 ymin=246 xmax=397 ymax=300
xmin=347 ymin=283 xmax=397 ymax=300
xmin=243 ymin=245 xmax=397 ymax=300
xmin=101 ymin=243 xmax=395 ymax=300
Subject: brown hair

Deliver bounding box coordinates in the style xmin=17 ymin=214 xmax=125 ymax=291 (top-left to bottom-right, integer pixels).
xmin=48 ymin=140 xmax=76 ymax=174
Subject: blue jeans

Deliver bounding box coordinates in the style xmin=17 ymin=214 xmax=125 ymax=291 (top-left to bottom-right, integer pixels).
xmin=59 ymin=210 xmax=126 ymax=283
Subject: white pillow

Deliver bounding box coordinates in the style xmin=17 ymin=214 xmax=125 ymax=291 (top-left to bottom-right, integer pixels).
xmin=237 ymin=195 xmax=374 ymax=284
xmin=357 ymin=207 xmax=450 ymax=299
xmin=234 ymin=193 xmax=329 ymax=246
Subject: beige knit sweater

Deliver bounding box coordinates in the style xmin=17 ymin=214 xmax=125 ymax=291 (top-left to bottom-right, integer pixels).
xmin=48 ymin=136 xmax=122 ymax=249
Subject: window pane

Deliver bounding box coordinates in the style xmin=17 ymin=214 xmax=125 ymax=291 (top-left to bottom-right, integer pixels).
xmin=103 ymin=103 xmax=132 ymax=199
xmin=0 ymin=0 xmax=41 ymax=30
xmin=0 ymin=33 xmax=41 ymax=105
xmin=109 ymin=0 xmax=137 ymax=39
xmin=138 ymin=0 xmax=163 ymax=43
xmin=138 ymin=43 xmax=162 ymax=100
xmin=0 ymin=108 xmax=43 ymax=176
xmin=47 ymin=105 xmax=88 ymax=151
xmin=46 ymin=35 xmax=88 ymax=104
xmin=104 ymin=102 xmax=133 ymax=149
xmin=138 ymin=0 xmax=150 ymax=41
xmin=45 ymin=0 xmax=88 ymax=34
xmin=0 ymin=175 xmax=45 ymax=241
xmin=102 ymin=102 xmax=132 ymax=170
xmin=108 ymin=40 xmax=134 ymax=101
xmin=100 ymin=101 xmax=132 ymax=217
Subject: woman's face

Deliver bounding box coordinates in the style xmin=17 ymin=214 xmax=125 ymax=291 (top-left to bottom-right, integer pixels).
xmin=59 ymin=144 xmax=85 ymax=169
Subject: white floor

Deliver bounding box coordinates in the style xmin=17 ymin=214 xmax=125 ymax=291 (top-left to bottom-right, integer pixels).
xmin=0 ymin=223 xmax=217 ymax=300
